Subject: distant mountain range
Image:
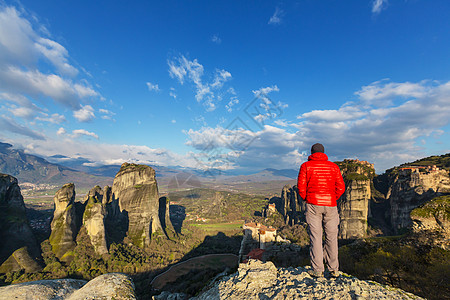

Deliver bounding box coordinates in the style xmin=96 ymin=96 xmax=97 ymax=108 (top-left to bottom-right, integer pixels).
xmin=0 ymin=142 xmax=112 ymax=189
xmin=0 ymin=142 xmax=299 ymax=189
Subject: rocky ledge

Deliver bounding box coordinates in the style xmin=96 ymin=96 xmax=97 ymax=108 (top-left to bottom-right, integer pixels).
xmin=0 ymin=273 xmax=135 ymax=300
xmin=157 ymin=260 xmax=424 ymax=300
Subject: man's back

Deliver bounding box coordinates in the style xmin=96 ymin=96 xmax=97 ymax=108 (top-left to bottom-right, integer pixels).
xmin=297 ymin=152 xmax=345 ymax=206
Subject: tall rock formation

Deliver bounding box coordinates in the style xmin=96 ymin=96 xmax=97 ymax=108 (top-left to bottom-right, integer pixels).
xmin=49 ymin=183 xmax=79 ymax=261
xmin=280 ymin=185 xmax=303 ymax=225
xmin=0 ymin=173 xmax=40 ymax=267
xmin=111 ymin=163 xmax=168 ymax=248
xmin=82 ymin=186 xmax=108 ymax=255
xmin=387 ymin=166 xmax=450 ymax=231
xmin=336 ymin=159 xmax=375 ymax=239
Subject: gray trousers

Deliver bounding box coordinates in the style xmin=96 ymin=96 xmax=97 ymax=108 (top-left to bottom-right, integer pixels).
xmin=306 ymin=203 xmax=339 ymax=272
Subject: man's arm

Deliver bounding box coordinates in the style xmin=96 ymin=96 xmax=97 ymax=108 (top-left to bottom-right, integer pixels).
xmin=297 ymin=164 xmax=307 ymax=200
xmin=335 ymin=166 xmax=345 ymax=200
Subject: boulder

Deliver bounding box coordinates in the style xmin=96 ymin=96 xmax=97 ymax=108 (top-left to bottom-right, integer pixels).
xmin=0 ymin=273 xmax=136 ymax=299
xmin=0 ymin=278 xmax=86 ymax=299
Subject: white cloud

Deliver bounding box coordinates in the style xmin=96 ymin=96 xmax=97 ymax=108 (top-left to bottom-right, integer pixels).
xmin=57 ymin=127 xmax=66 ymax=136
xmin=226 ymin=97 xmax=239 ymax=112
xmin=72 ymin=129 xmax=99 ymax=139
xmin=185 ymin=80 xmax=450 ymax=173
xmin=146 ymin=82 xmax=161 ymax=92
xmin=168 ymin=55 xmax=233 ymax=111
xmin=0 ymin=4 xmax=101 ymax=124
xmin=36 ymin=113 xmax=66 ymax=124
xmin=355 ymin=79 xmax=429 ymax=106
xmin=372 ymin=0 xmax=388 ymax=14
xmin=171 ymin=119 xmax=176 ymax=123
xmin=268 ymin=7 xmax=284 ymax=25
xmin=34 ymin=38 xmax=78 ymax=76
xmin=0 ymin=116 xmax=46 ymax=140
xmin=73 ymin=105 xmax=95 ymax=122
xmin=99 ymin=108 xmax=116 ymax=120
xmin=211 ymin=34 xmax=221 ymax=44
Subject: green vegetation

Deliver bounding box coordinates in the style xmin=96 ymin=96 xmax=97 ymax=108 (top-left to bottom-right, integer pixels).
xmin=168 ymin=188 xmax=267 ymax=223
xmin=410 ymin=195 xmax=450 ymax=219
xmin=339 ymin=237 xmax=450 ymax=300
xmin=400 ymin=153 xmax=450 ymax=172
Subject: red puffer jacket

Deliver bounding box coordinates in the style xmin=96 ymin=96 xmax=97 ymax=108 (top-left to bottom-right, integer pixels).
xmin=297 ymin=152 xmax=345 ymax=206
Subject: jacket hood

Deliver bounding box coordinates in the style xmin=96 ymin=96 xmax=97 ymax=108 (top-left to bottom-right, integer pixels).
xmin=308 ymin=152 xmax=328 ymax=161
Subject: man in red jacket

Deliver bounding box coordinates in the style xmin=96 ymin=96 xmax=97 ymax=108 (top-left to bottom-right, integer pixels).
xmin=298 ymin=143 xmax=345 ymax=278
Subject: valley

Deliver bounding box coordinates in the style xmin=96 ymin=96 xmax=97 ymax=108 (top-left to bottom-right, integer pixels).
xmin=0 ymin=150 xmax=449 ymax=299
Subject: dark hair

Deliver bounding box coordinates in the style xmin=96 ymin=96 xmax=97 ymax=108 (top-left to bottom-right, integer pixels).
xmin=311 ymin=143 xmax=325 ymax=154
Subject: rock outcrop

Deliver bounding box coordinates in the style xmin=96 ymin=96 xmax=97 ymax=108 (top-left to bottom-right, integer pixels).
xmin=111 ymin=163 xmax=168 ymax=248
xmin=0 ymin=247 xmax=42 ymax=273
xmin=410 ymin=195 xmax=450 ymax=249
xmin=337 ymin=159 xmax=374 ymax=239
xmin=49 ymin=183 xmax=79 ymax=261
xmin=280 ymin=185 xmax=303 ymax=225
xmin=0 ymin=273 xmax=136 ymax=299
xmin=387 ymin=166 xmax=450 ymax=231
xmin=161 ymin=260 xmax=423 ymax=300
xmin=0 ymin=173 xmax=40 ymax=267
xmin=82 ymin=186 xmax=108 ymax=255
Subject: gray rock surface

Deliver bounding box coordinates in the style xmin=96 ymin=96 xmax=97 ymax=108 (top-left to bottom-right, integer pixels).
xmin=0 ymin=278 xmax=87 ymax=300
xmin=338 ymin=179 xmax=371 ymax=239
xmin=111 ymin=163 xmax=163 ymax=248
xmin=83 ymin=189 xmax=108 ymax=255
xmin=67 ymin=273 xmax=136 ymax=300
xmin=49 ymin=183 xmax=78 ymax=261
xmin=0 ymin=273 xmax=136 ymax=300
xmin=191 ymin=260 xmax=424 ymax=300
xmin=388 ymin=167 xmax=450 ymax=231
xmin=0 ymin=247 xmax=42 ymax=273
xmin=0 ymin=173 xmax=40 ymax=267
xmin=337 ymin=160 xmax=374 ymax=239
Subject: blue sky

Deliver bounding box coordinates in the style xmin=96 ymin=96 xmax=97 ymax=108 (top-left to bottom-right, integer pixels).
xmin=0 ymin=0 xmax=449 ymax=174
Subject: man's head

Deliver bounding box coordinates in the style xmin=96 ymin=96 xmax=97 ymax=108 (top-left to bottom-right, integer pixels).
xmin=311 ymin=143 xmax=325 ymax=154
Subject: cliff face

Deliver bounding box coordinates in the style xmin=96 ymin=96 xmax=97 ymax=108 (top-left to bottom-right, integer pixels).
xmin=49 ymin=183 xmax=78 ymax=261
xmin=280 ymin=185 xmax=303 ymax=225
xmin=0 ymin=173 xmax=40 ymax=267
xmin=111 ymin=163 xmax=167 ymax=248
xmin=82 ymin=186 xmax=108 ymax=255
xmin=387 ymin=167 xmax=450 ymax=231
xmin=336 ymin=160 xmax=374 ymax=239
xmin=338 ymin=179 xmax=371 ymax=239
xmin=410 ymin=195 xmax=450 ymax=249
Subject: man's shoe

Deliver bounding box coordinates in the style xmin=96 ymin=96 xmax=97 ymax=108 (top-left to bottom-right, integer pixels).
xmin=307 ymin=270 xmax=324 ymax=278
xmin=330 ymin=270 xmax=340 ymax=278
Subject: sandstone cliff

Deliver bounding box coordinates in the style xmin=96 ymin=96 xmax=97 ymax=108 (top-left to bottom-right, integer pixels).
xmin=280 ymin=185 xmax=303 ymax=225
xmin=410 ymin=195 xmax=450 ymax=249
xmin=387 ymin=166 xmax=450 ymax=231
xmin=49 ymin=183 xmax=79 ymax=261
xmin=82 ymin=186 xmax=108 ymax=255
xmin=336 ymin=159 xmax=375 ymax=239
xmin=111 ymin=163 xmax=171 ymax=248
xmin=0 ymin=173 xmax=40 ymax=268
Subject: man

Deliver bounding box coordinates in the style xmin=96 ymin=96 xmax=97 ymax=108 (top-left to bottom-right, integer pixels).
xmin=297 ymin=143 xmax=345 ymax=278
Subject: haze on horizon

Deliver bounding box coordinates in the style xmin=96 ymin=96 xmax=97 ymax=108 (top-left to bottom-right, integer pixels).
xmin=0 ymin=0 xmax=449 ymax=174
